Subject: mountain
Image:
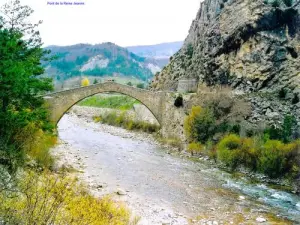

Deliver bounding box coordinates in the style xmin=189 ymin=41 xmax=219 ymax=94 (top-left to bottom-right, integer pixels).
xmin=127 ymin=41 xmax=183 ymax=58
xmin=44 ymin=42 xmax=158 ymax=83
xmin=126 ymin=41 xmax=183 ymax=68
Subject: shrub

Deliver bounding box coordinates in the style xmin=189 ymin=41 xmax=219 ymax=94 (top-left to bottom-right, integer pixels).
xmin=81 ymin=77 xmax=90 ymax=87
xmin=264 ymin=115 xmax=297 ymax=143
xmin=98 ymin=112 xmax=159 ymax=134
xmin=136 ymin=83 xmax=145 ymax=89
xmin=184 ymin=106 xmax=216 ymax=143
xmin=282 ymin=115 xmax=296 ymax=143
xmin=292 ymin=93 xmax=299 ymax=104
xmin=217 ymin=134 xmax=242 ymax=169
xmin=256 ymin=140 xmax=299 ymax=178
xmin=187 ymin=142 xmax=203 ymax=156
xmin=0 ymin=170 xmax=131 ymax=225
xmin=278 ymin=88 xmax=288 ymax=99
xmin=184 ymin=106 xmax=202 ymax=142
xmin=186 ymin=43 xmax=193 ymax=58
xmin=127 ymin=81 xmax=133 ymax=86
xmin=14 ymin=122 xmax=57 ymax=169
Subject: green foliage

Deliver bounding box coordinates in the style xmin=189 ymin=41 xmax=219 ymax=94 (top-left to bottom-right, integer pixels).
xmin=0 ymin=0 xmax=54 ymax=172
xmin=93 ymin=79 xmax=98 ymax=84
xmin=292 ymin=93 xmax=299 ymax=104
xmin=127 ymin=81 xmax=133 ymax=86
xmin=217 ymin=134 xmax=243 ymax=169
xmin=216 ymin=134 xmax=300 ymax=177
xmin=47 ymin=46 xmax=153 ymax=81
xmin=257 ymin=140 xmax=299 ymax=178
xmin=79 ymin=95 xmax=140 ymax=110
xmin=264 ymin=115 xmax=297 ymax=143
xmin=184 ymin=106 xmax=216 ymax=143
xmin=136 ymin=83 xmax=145 ymax=89
xmin=278 ymin=88 xmax=288 ymax=99
xmin=186 ymin=43 xmax=194 ymax=58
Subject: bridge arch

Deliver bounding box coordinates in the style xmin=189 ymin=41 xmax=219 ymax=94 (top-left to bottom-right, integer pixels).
xmin=44 ymin=82 xmax=164 ymax=125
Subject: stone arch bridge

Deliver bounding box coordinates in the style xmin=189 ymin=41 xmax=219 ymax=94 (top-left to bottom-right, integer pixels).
xmin=43 ymin=82 xmax=177 ymax=130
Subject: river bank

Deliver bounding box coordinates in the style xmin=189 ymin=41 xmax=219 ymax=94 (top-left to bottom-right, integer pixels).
xmin=51 ymin=107 xmax=300 ymax=224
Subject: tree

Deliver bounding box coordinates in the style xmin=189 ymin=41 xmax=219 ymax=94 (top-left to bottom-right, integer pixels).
xmin=93 ymin=79 xmax=98 ymax=84
xmin=0 ymin=0 xmax=53 ymax=171
xmin=81 ymin=77 xmax=90 ymax=87
xmin=127 ymin=81 xmax=132 ymax=86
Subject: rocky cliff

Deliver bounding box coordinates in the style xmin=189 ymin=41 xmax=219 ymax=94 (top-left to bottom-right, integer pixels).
xmin=151 ymin=0 xmax=300 ymax=126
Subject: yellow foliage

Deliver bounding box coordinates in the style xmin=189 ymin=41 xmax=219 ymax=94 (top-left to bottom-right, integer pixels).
xmin=14 ymin=122 xmax=57 ymax=168
xmin=0 ymin=170 xmax=131 ymax=225
xmin=187 ymin=142 xmax=203 ymax=155
xmin=184 ymin=106 xmax=202 ymax=142
xmin=93 ymin=116 xmax=102 ymax=123
xmin=81 ymin=77 xmax=90 ymax=87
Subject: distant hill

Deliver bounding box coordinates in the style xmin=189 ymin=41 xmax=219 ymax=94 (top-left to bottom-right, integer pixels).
xmin=44 ymin=43 xmax=158 ymax=83
xmin=127 ymin=41 xmax=183 ymax=59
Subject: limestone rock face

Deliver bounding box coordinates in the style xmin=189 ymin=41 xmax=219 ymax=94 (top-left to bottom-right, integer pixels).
xmin=151 ymin=0 xmax=300 ymax=96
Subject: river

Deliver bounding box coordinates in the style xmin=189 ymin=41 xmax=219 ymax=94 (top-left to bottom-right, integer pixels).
xmin=52 ymin=112 xmax=300 ymax=225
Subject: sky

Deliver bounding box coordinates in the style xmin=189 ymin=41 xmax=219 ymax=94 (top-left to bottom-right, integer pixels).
xmin=17 ymin=0 xmax=202 ymax=47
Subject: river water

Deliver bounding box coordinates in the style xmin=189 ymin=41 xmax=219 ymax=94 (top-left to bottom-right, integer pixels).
xmin=54 ymin=113 xmax=300 ymax=224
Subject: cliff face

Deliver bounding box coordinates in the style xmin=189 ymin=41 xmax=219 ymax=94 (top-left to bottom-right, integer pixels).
xmin=151 ymin=0 xmax=300 ymax=96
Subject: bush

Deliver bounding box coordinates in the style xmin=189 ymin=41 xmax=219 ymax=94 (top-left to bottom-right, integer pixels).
xmin=217 ymin=134 xmax=242 ymax=169
xmin=257 ymin=140 xmax=299 ymax=178
xmin=278 ymin=88 xmax=288 ymax=99
xmin=184 ymin=106 xmax=216 ymax=143
xmin=81 ymin=77 xmax=90 ymax=87
xmin=98 ymin=112 xmax=159 ymax=134
xmin=187 ymin=142 xmax=203 ymax=155
xmin=136 ymin=83 xmax=145 ymax=89
xmin=127 ymin=81 xmax=133 ymax=86
xmin=0 ymin=170 xmax=131 ymax=225
xmin=292 ymin=93 xmax=299 ymax=104
xmin=14 ymin=122 xmax=57 ymax=169
xmin=264 ymin=115 xmax=297 ymax=143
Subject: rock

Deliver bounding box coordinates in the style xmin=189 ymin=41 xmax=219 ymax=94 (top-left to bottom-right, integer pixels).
xmin=116 ymin=188 xmax=126 ymax=196
xmin=256 ymin=217 xmax=267 ymax=223
xmin=238 ymin=195 xmax=246 ymax=200
xmin=150 ymin=0 xmax=300 ymax=132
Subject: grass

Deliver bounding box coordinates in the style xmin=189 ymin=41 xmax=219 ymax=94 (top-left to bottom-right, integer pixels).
xmin=94 ymin=112 xmax=160 ymax=134
xmin=79 ymin=94 xmax=140 ymax=110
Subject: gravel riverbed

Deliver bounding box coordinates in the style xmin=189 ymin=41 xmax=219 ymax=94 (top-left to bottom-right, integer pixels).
xmin=51 ymin=108 xmax=299 ymax=225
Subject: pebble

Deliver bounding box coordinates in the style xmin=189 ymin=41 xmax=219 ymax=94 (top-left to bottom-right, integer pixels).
xmin=116 ymin=188 xmax=126 ymax=195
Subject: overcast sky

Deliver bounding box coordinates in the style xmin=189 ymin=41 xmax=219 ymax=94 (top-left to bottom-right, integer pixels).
xmin=16 ymin=0 xmax=202 ymax=47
